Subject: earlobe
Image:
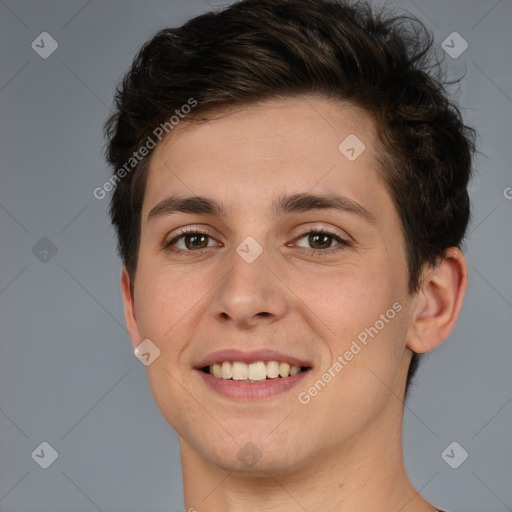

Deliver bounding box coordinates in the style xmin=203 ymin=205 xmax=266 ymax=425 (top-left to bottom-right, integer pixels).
xmin=121 ymin=268 xmax=142 ymax=349
xmin=406 ymin=247 xmax=468 ymax=354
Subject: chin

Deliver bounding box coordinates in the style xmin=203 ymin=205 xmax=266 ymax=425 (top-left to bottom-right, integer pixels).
xmin=185 ymin=426 xmax=312 ymax=477
xmin=207 ymin=449 xmax=304 ymax=477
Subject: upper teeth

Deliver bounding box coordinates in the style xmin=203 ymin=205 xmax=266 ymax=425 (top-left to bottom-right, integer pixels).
xmin=209 ymin=361 xmax=303 ymax=381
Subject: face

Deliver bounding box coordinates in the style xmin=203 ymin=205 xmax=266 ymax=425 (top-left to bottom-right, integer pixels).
xmin=123 ymin=96 xmax=419 ymax=475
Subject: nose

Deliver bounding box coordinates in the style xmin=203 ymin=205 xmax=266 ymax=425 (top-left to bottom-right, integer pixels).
xmin=208 ymin=247 xmax=288 ymax=330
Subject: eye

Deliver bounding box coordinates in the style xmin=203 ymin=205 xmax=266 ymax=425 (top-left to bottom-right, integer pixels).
xmin=293 ymin=229 xmax=348 ymax=253
xmin=163 ymin=227 xmax=349 ymax=256
xmin=164 ymin=229 xmax=220 ymax=253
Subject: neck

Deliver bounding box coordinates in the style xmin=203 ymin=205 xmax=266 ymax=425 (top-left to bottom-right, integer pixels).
xmin=180 ymin=413 xmax=437 ymax=512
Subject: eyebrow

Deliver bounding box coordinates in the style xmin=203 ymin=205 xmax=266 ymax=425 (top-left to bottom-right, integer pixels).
xmin=147 ymin=192 xmax=376 ymax=224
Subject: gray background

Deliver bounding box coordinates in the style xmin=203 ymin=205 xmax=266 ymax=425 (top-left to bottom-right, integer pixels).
xmin=0 ymin=0 xmax=511 ymax=511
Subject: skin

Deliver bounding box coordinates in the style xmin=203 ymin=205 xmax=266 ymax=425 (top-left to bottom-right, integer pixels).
xmin=121 ymin=96 xmax=467 ymax=511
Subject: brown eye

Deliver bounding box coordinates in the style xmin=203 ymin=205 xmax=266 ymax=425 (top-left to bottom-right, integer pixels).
xmin=294 ymin=230 xmax=343 ymax=251
xmin=183 ymin=233 xmax=209 ymax=250
xmin=308 ymin=232 xmax=334 ymax=249
xmin=165 ymin=230 xmax=219 ymax=253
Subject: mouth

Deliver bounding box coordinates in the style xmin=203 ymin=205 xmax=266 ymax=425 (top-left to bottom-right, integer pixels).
xmin=194 ymin=349 xmax=313 ymax=399
xmin=201 ymin=360 xmax=311 ymax=382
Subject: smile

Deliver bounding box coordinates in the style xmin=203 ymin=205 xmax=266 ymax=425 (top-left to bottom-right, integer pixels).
xmin=195 ymin=349 xmax=313 ymax=399
xmin=202 ymin=360 xmax=309 ymax=382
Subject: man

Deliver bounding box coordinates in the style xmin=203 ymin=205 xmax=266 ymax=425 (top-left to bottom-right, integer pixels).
xmin=104 ymin=0 xmax=474 ymax=510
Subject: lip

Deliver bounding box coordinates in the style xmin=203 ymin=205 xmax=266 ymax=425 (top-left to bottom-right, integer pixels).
xmin=194 ymin=349 xmax=312 ymax=369
xmin=197 ymin=367 xmax=312 ymax=400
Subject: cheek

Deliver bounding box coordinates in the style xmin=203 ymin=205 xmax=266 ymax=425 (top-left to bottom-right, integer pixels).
xmin=290 ymin=262 xmax=401 ymax=338
xmin=300 ymin=266 xmax=409 ymax=426
xmin=134 ymin=267 xmax=199 ymax=347
xmin=290 ymin=259 xmax=408 ymax=396
xmin=134 ymin=269 xmax=200 ymax=419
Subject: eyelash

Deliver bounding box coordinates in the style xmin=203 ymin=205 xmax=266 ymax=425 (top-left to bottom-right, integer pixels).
xmin=163 ymin=227 xmax=350 ymax=257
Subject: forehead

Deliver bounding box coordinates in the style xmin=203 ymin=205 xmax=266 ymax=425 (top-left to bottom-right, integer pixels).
xmin=142 ymin=96 xmax=387 ymax=217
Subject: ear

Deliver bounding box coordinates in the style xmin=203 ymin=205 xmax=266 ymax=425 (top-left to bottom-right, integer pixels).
xmin=406 ymin=247 xmax=468 ymax=354
xmin=121 ymin=267 xmax=142 ymax=350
